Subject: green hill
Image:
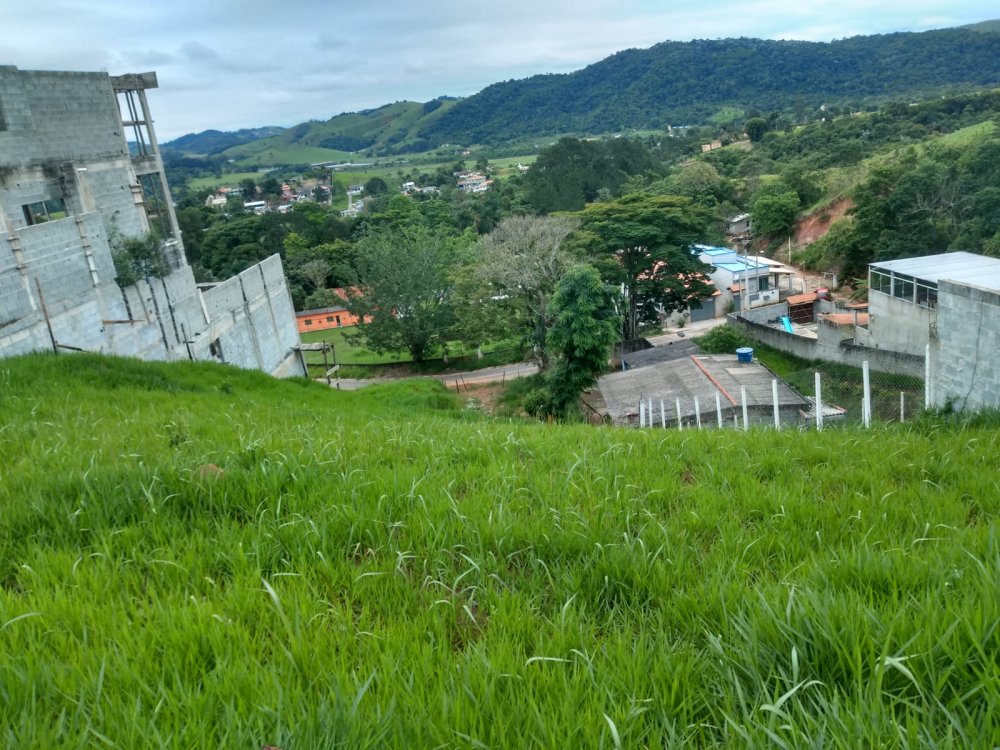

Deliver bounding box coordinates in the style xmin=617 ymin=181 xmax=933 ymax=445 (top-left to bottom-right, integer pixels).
xmin=160 ymin=126 xmax=287 ymax=157
xmin=421 ymin=28 xmax=1000 ymax=144
xmin=171 ymin=25 xmax=1000 ymax=170
xmin=2 ymin=353 xmax=998 ymax=747
xmin=216 ymin=99 xmax=460 ymax=165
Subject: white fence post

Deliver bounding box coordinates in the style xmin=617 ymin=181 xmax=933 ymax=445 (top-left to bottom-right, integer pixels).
xmin=815 ymin=372 xmax=824 ymax=430
xmin=900 ymin=392 xmax=905 ymax=423
xmin=925 ymin=343 xmax=931 ymax=409
xmin=648 ymin=399 xmax=653 ymax=428
xmin=694 ymin=396 xmax=702 ymax=429
xmin=862 ymin=361 xmax=871 ymax=428
xmin=676 ymin=398 xmax=683 ymax=430
xmin=741 ymin=386 xmax=749 ymax=431
xmin=772 ymin=379 xmax=780 ymax=429
xmin=715 ymin=392 xmax=723 ymax=428
xmin=639 ymin=400 xmax=644 ymax=427
xmin=660 ymin=399 xmax=665 ymax=429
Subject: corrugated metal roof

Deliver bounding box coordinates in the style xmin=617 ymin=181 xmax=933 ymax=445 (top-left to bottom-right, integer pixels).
xmin=786 ymin=292 xmax=817 ymax=305
xmin=870 ymin=252 xmax=1000 ymax=290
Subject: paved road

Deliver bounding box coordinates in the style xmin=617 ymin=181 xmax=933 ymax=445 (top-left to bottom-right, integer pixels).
xmin=322 ymin=361 xmax=540 ymax=391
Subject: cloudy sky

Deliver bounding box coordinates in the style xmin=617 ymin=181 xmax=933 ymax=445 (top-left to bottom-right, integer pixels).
xmin=1 ymin=1 xmax=995 ymax=140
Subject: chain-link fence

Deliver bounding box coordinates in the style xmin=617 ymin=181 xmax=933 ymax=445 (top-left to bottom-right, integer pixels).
xmin=632 ymin=358 xmax=926 ymax=431
xmin=781 ymin=361 xmax=925 ymax=426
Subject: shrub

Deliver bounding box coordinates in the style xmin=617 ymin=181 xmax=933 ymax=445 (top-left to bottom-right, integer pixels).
xmin=694 ymin=324 xmax=751 ymax=353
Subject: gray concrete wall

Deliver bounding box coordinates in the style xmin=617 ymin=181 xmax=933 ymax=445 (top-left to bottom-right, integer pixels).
xmin=199 ymin=255 xmax=304 ymax=377
xmin=867 ymin=290 xmax=934 ymax=357
xmin=1 ymin=66 xmax=303 ymax=379
xmin=931 ymin=280 xmax=1000 ymax=411
xmin=739 ymin=301 xmax=789 ymax=325
xmin=730 ymin=313 xmax=925 ymax=377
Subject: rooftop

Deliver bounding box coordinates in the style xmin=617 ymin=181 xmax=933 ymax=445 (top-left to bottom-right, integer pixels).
xmin=599 ymin=354 xmax=808 ymax=426
xmin=870 ymin=251 xmax=1000 ymax=290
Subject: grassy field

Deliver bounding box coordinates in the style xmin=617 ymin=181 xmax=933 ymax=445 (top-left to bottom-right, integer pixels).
xmin=1 ymin=353 xmax=998 ymax=748
xmin=187 ymin=171 xmax=272 ymax=192
xmin=298 ymin=327 xmax=526 ymax=379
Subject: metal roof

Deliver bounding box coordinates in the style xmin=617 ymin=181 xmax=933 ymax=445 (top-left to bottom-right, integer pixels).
xmin=716 ymin=260 xmax=767 ymax=273
xmin=869 ymin=252 xmax=1000 ymax=290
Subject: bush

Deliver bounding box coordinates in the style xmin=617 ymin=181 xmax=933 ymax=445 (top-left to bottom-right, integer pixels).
xmin=694 ymin=324 xmax=751 ymax=353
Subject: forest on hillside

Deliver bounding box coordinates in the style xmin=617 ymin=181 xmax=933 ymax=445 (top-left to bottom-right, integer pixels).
xmin=419 ymin=29 xmax=1000 ymax=144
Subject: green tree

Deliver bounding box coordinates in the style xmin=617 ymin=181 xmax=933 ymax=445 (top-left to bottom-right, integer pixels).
xmin=476 ymin=214 xmax=578 ymax=369
xmin=239 ymin=178 xmax=257 ymax=199
xmin=345 ymin=227 xmax=459 ymax=362
xmin=363 ymin=177 xmax=388 ymax=197
xmin=574 ymin=194 xmax=715 ymax=341
xmin=750 ymin=187 xmax=800 ymax=238
xmin=745 ymin=117 xmax=769 ymax=142
xmin=543 ymin=265 xmax=620 ymax=417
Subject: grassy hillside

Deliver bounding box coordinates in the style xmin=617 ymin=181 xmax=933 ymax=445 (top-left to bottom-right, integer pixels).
xmin=217 ymin=99 xmax=460 ymax=167
xmin=1 ymin=354 xmax=998 ymax=748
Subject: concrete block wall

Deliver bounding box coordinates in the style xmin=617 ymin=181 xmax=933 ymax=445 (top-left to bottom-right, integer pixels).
xmin=867 ymin=291 xmax=934 ymax=357
xmin=739 ymin=301 xmax=789 ymax=325
xmin=1 ymin=67 xmax=303 ymax=378
xmin=730 ymin=314 xmax=925 ymax=378
xmin=932 ymin=281 xmax=1000 ymax=410
xmin=0 ymin=69 xmax=128 ymax=168
xmin=199 ymin=255 xmax=304 ymax=377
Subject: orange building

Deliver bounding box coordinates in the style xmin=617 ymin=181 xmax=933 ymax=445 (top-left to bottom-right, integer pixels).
xmin=296 ymin=305 xmax=361 ymax=333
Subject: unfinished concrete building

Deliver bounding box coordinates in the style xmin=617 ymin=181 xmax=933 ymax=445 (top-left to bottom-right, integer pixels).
xmin=0 ymin=66 xmax=304 ymax=376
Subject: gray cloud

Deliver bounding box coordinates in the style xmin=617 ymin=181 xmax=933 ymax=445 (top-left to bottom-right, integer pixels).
xmin=0 ymin=0 xmax=995 ymax=139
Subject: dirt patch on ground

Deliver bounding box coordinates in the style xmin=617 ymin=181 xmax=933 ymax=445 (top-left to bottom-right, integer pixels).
xmin=795 ymin=197 xmax=854 ymax=247
xmin=456 ymin=383 xmax=507 ymax=414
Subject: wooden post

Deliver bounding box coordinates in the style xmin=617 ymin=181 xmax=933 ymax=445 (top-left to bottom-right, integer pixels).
xmin=35 ymin=278 xmax=58 ymax=354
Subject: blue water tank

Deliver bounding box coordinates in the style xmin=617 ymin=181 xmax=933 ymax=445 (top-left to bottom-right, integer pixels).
xmin=736 ymin=347 xmax=753 ymax=363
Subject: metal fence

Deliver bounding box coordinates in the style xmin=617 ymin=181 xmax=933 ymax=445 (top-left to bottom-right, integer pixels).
xmin=635 ymin=359 xmax=927 ymax=431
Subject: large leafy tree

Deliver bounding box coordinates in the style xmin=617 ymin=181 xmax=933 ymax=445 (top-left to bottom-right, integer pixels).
xmin=574 ymin=194 xmax=715 ymax=341
xmin=749 ymin=181 xmax=801 ymax=239
xmin=475 ymin=214 xmax=579 ymax=369
xmin=345 ymin=227 xmax=460 ymax=362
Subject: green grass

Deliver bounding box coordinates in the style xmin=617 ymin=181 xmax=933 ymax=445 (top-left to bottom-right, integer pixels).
xmin=1 ymin=353 xmax=999 ymax=748
xmin=298 ymin=328 xmax=526 ymax=374
xmin=299 ymin=327 xmax=407 ymax=366
xmin=187 ymin=171 xmax=272 ymax=192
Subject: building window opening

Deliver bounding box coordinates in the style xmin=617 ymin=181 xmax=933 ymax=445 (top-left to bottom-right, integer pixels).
xmin=22 ymin=198 xmax=67 ymax=225
xmin=870 ymin=269 xmax=892 ymax=295
xmin=305 ymin=319 xmax=313 ymax=326
xmin=893 ymin=273 xmax=915 ymax=303
xmin=117 ymin=91 xmax=150 ymax=156
xmin=137 ymin=173 xmax=173 ymax=240
xmin=326 ymin=316 xmax=335 ymax=323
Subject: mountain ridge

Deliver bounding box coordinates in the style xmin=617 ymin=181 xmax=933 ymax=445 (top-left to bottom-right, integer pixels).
xmin=162 ymin=24 xmax=1000 ymax=162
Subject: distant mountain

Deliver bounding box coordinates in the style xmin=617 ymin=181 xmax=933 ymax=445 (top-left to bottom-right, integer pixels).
xmin=418 ymin=27 xmax=1000 ymax=144
xmin=161 ymin=127 xmax=286 ymax=156
xmin=961 ymin=19 xmax=1000 ymax=33
xmin=204 ymin=24 xmax=1000 ymax=167
xmin=212 ymin=99 xmax=460 ymax=165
